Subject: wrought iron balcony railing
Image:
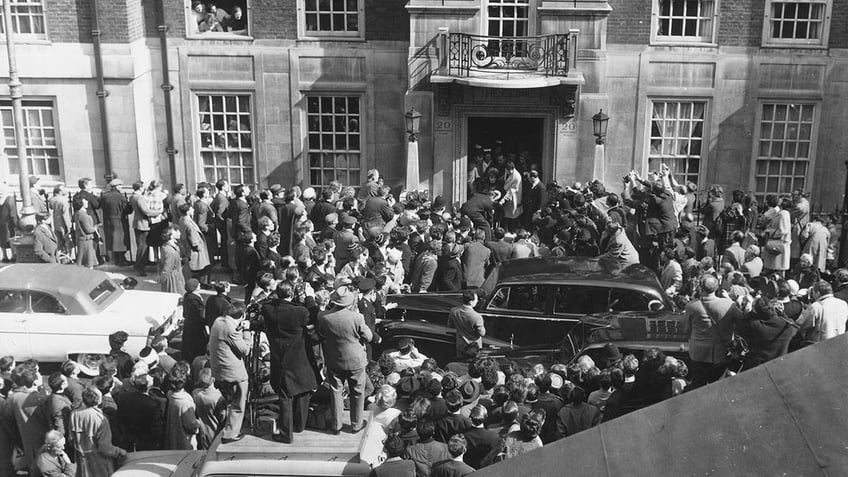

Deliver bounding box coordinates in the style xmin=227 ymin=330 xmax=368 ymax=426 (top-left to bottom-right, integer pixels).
xmin=446 ymin=32 xmax=571 ymax=77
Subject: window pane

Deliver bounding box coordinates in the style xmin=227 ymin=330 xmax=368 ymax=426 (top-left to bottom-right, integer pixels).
xmin=198 ymin=94 xmax=253 ymax=185
xmin=305 ymin=0 xmax=359 ymax=33
xmin=648 ymin=100 xmax=706 ymax=185
xmin=754 ymin=101 xmax=816 ymax=203
xmin=306 ymin=95 xmax=362 ymax=189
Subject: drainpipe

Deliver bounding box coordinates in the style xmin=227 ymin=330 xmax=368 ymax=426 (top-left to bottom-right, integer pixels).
xmin=156 ymin=0 xmax=179 ymax=191
xmin=90 ymin=0 xmax=112 ymax=180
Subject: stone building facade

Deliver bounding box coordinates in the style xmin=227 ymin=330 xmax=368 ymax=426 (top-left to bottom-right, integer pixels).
xmin=0 ymin=0 xmax=845 ymax=208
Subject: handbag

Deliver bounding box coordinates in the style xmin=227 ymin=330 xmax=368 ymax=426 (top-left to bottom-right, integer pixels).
xmin=765 ymin=239 xmax=784 ymax=255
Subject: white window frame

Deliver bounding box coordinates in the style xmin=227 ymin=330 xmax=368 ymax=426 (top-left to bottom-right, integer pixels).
xmin=0 ymin=98 xmax=62 ymax=180
xmin=762 ymin=0 xmax=832 ymax=48
xmin=304 ymin=94 xmax=363 ymax=189
xmin=651 ymin=0 xmax=719 ymax=45
xmin=184 ymin=0 xmax=253 ymax=41
xmin=194 ymin=92 xmax=257 ymax=186
xmin=297 ymin=0 xmax=365 ymax=41
xmin=484 ymin=0 xmax=537 ymax=38
xmin=0 ymin=0 xmax=48 ymax=43
xmin=646 ymin=99 xmax=709 ymax=186
xmin=750 ymin=101 xmax=819 ymax=203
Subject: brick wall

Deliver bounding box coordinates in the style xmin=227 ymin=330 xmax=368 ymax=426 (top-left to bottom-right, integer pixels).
xmin=251 ymin=0 xmax=297 ymax=39
xmin=365 ymin=0 xmax=409 ymax=41
xmin=46 ymin=0 xmax=91 ymax=43
xmin=830 ymin=1 xmax=848 ymax=49
xmin=94 ymin=0 xmax=129 ymax=43
xmin=718 ymin=0 xmax=764 ymax=47
xmin=607 ymin=0 xmax=651 ymax=44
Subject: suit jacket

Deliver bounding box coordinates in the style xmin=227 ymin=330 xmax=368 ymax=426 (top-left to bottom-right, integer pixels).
xmin=686 ymin=295 xmax=741 ymax=364
xmin=208 ymin=315 xmax=250 ymax=383
xmin=436 ymin=257 xmax=463 ymax=292
xmin=463 ymin=426 xmax=499 ymax=469
xmin=252 ymin=201 xmax=277 ymax=232
xmin=130 ymin=192 xmax=156 ymax=232
xmin=460 ymin=193 xmax=494 ymax=228
xmin=555 ymin=402 xmax=601 ymax=438
xmin=310 ymin=200 xmax=336 ymax=231
xmin=523 ymin=181 xmax=546 ymax=216
xmin=410 ymin=252 xmax=438 ymax=293
xmin=114 ymin=390 xmax=164 ymax=451
xmin=431 ymin=459 xmax=476 ymax=477
xmin=434 ymin=413 xmax=472 ymax=443
xmin=49 ymin=195 xmax=72 ymax=235
xmin=194 ymin=199 xmax=213 ymax=234
xmin=318 ymin=307 xmax=373 ymax=371
xmin=255 ymin=232 xmax=270 ymax=261
xmin=211 ymin=192 xmax=229 ymax=222
xmin=261 ymin=299 xmax=318 ymax=396
xmin=33 ymin=224 xmax=58 ymax=263
xmin=228 ymin=199 xmax=252 ymax=242
xmin=534 ymin=392 xmax=564 ymax=444
xmin=485 ymin=240 xmax=512 ymax=265
xmin=277 ymin=201 xmax=300 ymax=256
xmin=403 ymin=439 xmax=451 ymax=477
xmin=204 ymin=294 xmax=231 ymax=328
xmin=372 ymin=459 xmax=416 ymax=477
xmin=601 ymin=229 xmax=640 ymax=266
xmin=0 ymin=195 xmax=17 ymax=232
xmin=462 ymin=241 xmax=491 ymax=288
xmin=361 ymin=197 xmax=394 ymax=229
xmin=74 ymin=189 xmax=100 ymax=225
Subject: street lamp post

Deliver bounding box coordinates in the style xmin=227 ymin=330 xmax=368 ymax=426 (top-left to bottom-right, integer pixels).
xmin=404 ymin=107 xmax=422 ymax=194
xmin=592 ymin=109 xmax=609 ymax=183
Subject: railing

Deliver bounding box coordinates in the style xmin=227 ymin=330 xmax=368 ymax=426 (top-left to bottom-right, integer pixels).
xmin=446 ymin=32 xmax=571 ymax=77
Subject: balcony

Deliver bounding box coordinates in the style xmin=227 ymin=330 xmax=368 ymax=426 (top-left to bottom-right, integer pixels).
xmin=432 ymin=29 xmax=583 ymax=88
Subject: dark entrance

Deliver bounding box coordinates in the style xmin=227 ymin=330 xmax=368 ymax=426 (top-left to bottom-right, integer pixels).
xmin=468 ymin=116 xmax=545 ymax=175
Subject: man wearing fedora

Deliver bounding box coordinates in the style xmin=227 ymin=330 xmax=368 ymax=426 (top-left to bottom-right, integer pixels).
xmin=101 ymin=178 xmax=130 ymax=265
xmin=317 ymin=287 xmax=379 ymax=433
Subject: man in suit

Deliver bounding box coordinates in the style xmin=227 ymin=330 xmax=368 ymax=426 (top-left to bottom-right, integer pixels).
xmin=463 ymin=405 xmax=498 ymax=469
xmin=130 ymin=181 xmax=157 ymax=276
xmin=228 ymin=185 xmax=252 ymax=243
xmin=114 ymin=372 xmax=166 ymax=451
xmin=48 ymin=185 xmax=72 ymax=255
xmin=32 ymin=213 xmax=59 ymax=263
xmin=73 ymin=177 xmax=100 ymax=226
xmin=208 ymin=301 xmax=250 ymax=443
xmin=333 ymin=216 xmax=359 ymax=273
xmin=448 ymin=290 xmax=486 ymax=359
xmin=100 ymin=178 xmax=130 ymax=265
xmin=460 ymin=189 xmax=497 ymax=241
xmin=532 ymin=374 xmax=564 ymax=444
xmin=310 ymin=188 xmax=336 ymax=232
xmin=436 ymin=244 xmax=463 ymax=292
xmin=600 ymin=221 xmax=640 ymax=267
xmin=433 ymin=390 xmax=472 ymax=443
xmin=317 ymin=287 xmax=379 ymax=434
xmin=181 ymin=279 xmax=207 ymax=364
xmin=410 ymin=240 xmax=439 ymax=293
xmin=484 ymin=227 xmax=512 ymax=267
xmin=251 ymin=189 xmax=277 ymax=234
xmin=211 ymin=180 xmax=230 ymax=266
xmin=522 ymin=170 xmax=546 ymax=229
xmin=462 ymin=229 xmax=491 ymax=289
xmin=361 ymin=185 xmax=394 ymax=236
xmin=260 ymin=282 xmax=318 ymax=443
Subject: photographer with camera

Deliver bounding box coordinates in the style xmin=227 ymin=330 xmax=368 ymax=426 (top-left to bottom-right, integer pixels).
xmin=208 ymin=301 xmax=251 ymax=444
xmin=621 ymin=167 xmax=677 ymax=270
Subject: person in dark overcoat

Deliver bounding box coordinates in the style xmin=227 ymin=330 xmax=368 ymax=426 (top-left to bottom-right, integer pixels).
xmin=33 ymin=213 xmax=59 ymax=263
xmin=181 ymin=279 xmax=208 ymax=364
xmin=276 ymin=190 xmax=300 ymax=257
xmin=100 ymin=178 xmax=130 ymax=264
xmin=205 ymin=282 xmax=232 ymax=328
xmin=0 ymin=186 xmax=18 ymax=261
xmin=260 ymin=282 xmax=318 ymax=443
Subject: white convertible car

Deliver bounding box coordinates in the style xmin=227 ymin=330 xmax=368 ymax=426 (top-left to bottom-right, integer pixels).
xmin=0 ymin=264 xmax=181 ymax=363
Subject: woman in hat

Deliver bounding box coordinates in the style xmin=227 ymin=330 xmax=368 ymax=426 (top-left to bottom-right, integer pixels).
xmin=73 ymin=195 xmax=98 ymax=269
xmin=158 ymin=224 xmax=185 ymax=294
xmin=339 ymin=245 xmax=370 ymax=282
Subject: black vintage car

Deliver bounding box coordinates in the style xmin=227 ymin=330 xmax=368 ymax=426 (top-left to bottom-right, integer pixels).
xmin=385 ymin=256 xmax=674 ymax=349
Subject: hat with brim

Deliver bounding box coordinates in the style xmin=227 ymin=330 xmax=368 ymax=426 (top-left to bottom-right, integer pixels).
xmin=109 ymin=178 xmax=123 ymax=187
xmin=398 ymin=376 xmax=420 ymax=396
xmin=342 ymin=215 xmax=357 ymax=225
xmin=604 ymin=343 xmax=622 ymax=366
xmin=357 ymin=277 xmax=376 ymax=293
xmin=459 ymin=379 xmax=481 ymax=403
xmin=330 ymin=287 xmax=357 ymax=307
xmin=76 ymin=353 xmax=102 ymax=378
xmin=269 ymin=184 xmax=283 ymax=194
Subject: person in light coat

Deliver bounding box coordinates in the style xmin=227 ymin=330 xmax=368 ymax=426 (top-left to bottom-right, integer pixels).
xmin=762 ymin=195 xmax=792 ymax=275
xmin=165 ymin=366 xmax=200 ymax=450
xmin=600 ymin=221 xmax=640 ymax=267
xmin=69 ymin=388 xmax=126 ymax=477
xmin=179 ymin=202 xmax=211 ymax=283
xmin=800 ymin=216 xmax=830 ymax=273
xmin=499 ymin=161 xmax=523 ymax=231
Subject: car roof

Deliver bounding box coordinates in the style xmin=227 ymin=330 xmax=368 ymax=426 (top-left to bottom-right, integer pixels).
xmin=496 ymin=256 xmax=663 ymax=290
xmin=0 ymin=264 xmax=119 ymax=314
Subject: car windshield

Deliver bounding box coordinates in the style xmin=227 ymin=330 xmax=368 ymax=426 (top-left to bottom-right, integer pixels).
xmin=89 ymin=280 xmax=117 ymax=305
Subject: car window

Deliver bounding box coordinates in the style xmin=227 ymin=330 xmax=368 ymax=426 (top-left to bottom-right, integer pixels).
xmin=554 ymin=286 xmax=609 ymax=315
xmin=89 ymin=280 xmax=117 ymax=305
xmin=0 ymin=290 xmax=27 ymax=313
xmin=30 ymin=292 xmax=66 ymax=314
xmin=488 ymin=285 xmax=551 ymax=314
xmin=608 ymin=289 xmax=651 ymax=312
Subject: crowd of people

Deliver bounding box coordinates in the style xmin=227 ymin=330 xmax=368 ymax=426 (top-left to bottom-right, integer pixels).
xmin=1 ymin=159 xmax=847 ymax=476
